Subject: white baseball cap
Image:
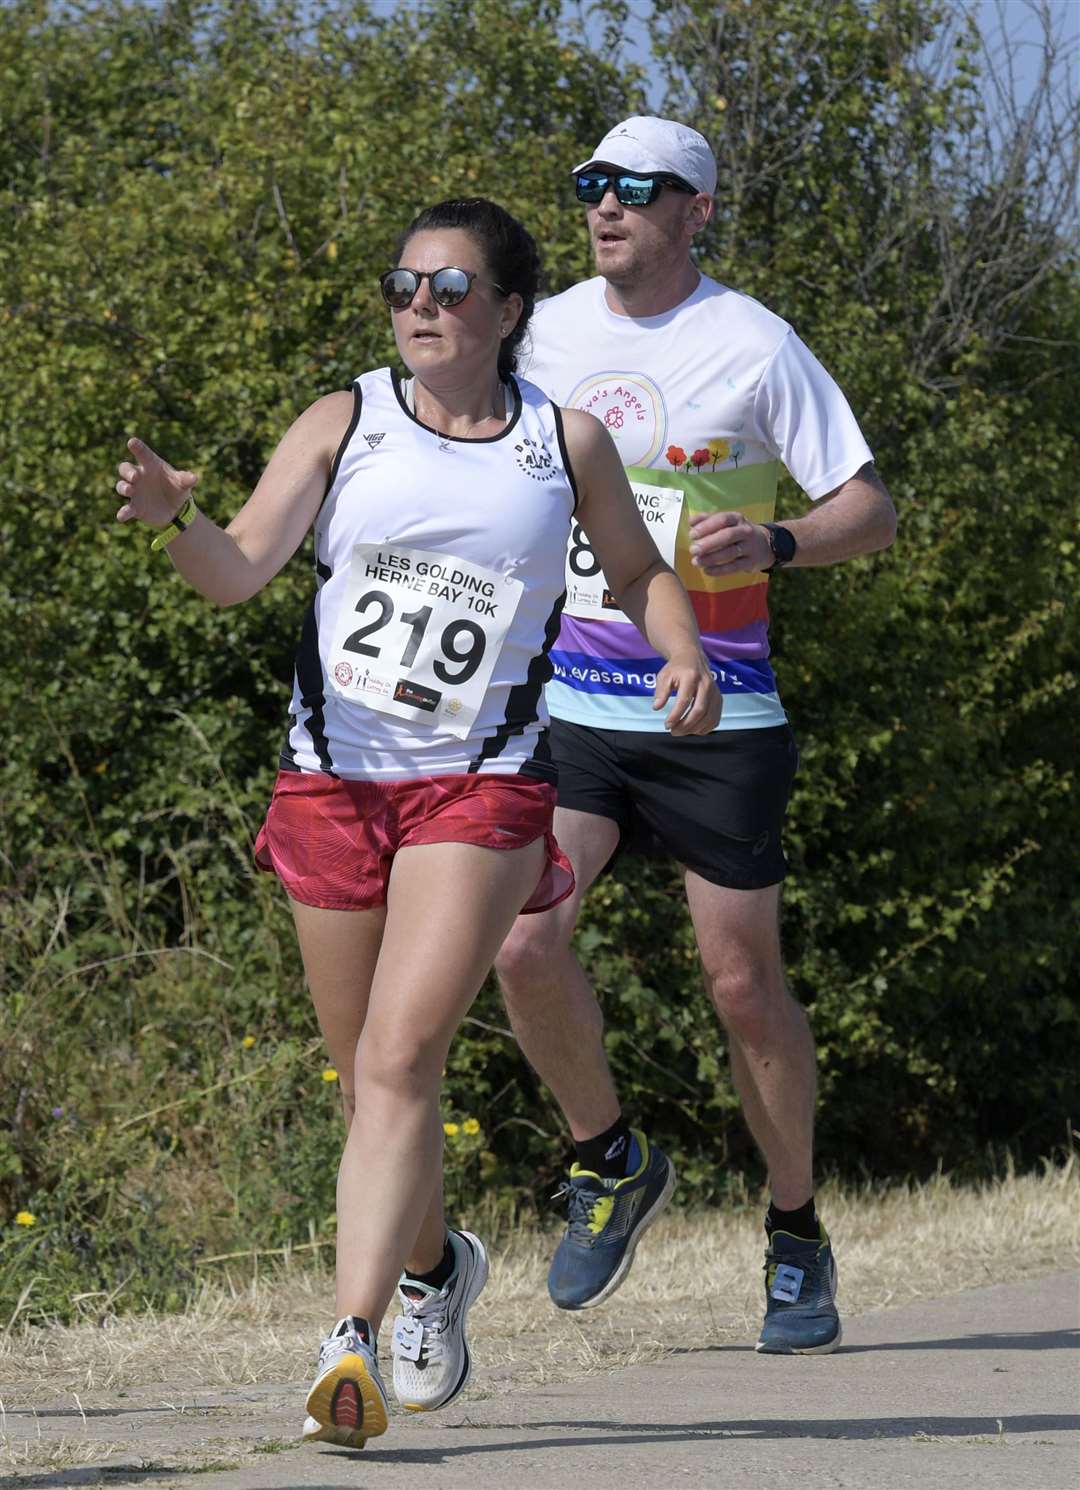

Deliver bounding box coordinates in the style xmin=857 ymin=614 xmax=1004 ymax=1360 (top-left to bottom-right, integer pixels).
xmin=572 ymin=115 xmax=717 ymax=197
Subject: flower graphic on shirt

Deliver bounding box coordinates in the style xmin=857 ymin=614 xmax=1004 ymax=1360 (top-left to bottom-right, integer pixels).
xmin=604 ymin=406 xmax=624 ymax=429
xmin=691 ymin=448 xmax=710 ymax=470
xmin=665 ymin=444 xmax=687 ymax=470
xmin=707 ymin=438 xmax=731 ymax=469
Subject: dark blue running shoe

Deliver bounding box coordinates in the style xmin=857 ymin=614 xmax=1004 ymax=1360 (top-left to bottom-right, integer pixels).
xmin=547 ymin=1130 xmax=675 ymax=1310
xmin=756 ymin=1226 xmax=841 ymax=1354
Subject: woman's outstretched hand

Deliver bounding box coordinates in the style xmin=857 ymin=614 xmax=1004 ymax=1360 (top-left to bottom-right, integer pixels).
xmin=115 ymin=436 xmax=198 ymax=528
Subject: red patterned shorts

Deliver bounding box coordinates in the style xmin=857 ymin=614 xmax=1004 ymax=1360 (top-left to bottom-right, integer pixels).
xmin=253 ymin=769 xmax=574 ymax=914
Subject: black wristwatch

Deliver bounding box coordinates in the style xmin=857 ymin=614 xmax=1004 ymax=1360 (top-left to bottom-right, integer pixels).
xmin=763 ymin=522 xmax=797 ymax=573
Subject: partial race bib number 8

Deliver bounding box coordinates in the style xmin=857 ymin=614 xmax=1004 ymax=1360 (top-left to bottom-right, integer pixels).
xmin=563 ymin=481 xmax=683 ymax=624
xmin=327 ymin=543 xmax=524 ymax=740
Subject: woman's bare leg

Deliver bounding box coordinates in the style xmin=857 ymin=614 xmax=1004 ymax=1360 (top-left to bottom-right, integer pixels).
xmin=290 ymin=897 xmax=445 ymax=1275
xmin=293 ymin=837 xmax=545 ymax=1330
xmin=289 ymin=898 xmax=385 ymax=1128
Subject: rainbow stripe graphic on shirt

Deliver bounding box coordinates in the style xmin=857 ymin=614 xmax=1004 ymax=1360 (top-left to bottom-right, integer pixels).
xmin=548 ymin=456 xmax=785 ymax=731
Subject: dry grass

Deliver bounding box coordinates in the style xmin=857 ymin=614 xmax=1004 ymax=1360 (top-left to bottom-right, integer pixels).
xmin=1 ymin=1160 xmax=1077 ymax=1473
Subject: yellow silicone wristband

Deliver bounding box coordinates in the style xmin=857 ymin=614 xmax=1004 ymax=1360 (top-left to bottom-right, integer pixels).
xmin=149 ymin=493 xmax=198 ymax=553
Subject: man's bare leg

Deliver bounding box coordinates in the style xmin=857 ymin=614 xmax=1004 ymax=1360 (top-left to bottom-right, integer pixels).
xmin=684 ymin=872 xmax=839 ymax=1353
xmin=495 ymin=806 xmax=622 ymax=1139
xmin=497 ymin=806 xmax=677 ymax=1309
xmin=683 ymin=876 xmax=814 ymax=1207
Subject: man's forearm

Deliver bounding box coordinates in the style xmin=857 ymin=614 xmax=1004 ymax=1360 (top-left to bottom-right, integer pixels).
xmin=688 ymin=462 xmax=897 ymax=577
xmin=778 ymin=464 xmax=897 ymax=568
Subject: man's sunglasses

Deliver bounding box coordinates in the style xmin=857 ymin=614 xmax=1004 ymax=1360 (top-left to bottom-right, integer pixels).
xmin=574 ymin=171 xmax=697 ymax=207
xmin=379 ymin=266 xmax=505 ymax=309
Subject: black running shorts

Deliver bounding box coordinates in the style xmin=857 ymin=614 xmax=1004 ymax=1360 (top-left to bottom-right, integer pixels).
xmin=548 ymin=718 xmax=799 ymax=891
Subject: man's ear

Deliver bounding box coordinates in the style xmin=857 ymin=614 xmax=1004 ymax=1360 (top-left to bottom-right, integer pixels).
xmin=689 ymin=193 xmax=715 ymax=236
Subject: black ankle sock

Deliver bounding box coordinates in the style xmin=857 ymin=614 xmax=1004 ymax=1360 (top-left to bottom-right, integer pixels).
xmin=765 ymin=1198 xmax=819 ymax=1243
xmin=404 ymin=1236 xmax=455 ymax=1291
xmin=574 ymin=1117 xmax=633 ymax=1179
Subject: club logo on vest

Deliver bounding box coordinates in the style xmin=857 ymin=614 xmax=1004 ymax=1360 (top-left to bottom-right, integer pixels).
xmin=364 ymin=432 xmax=386 ymax=449
xmin=334 ymin=661 xmax=354 ymax=687
xmin=514 ymin=437 xmax=556 ymax=481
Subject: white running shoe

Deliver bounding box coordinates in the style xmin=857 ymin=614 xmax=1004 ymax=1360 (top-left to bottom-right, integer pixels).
xmin=304 ymin=1316 xmax=388 ymax=1445
xmin=391 ymin=1229 xmax=488 ymax=1411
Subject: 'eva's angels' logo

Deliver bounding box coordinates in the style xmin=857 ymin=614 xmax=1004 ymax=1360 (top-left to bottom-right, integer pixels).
xmin=567 ymin=371 xmax=667 ymax=466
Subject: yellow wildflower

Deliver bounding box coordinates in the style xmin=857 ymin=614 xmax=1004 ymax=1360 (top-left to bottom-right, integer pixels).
xmin=241 ymin=1035 xmax=256 ymax=1049
xmin=443 ymin=1121 xmax=460 ymax=1137
xmin=15 ymin=1211 xmax=36 ymax=1227
xmin=321 ymin=1067 xmax=338 ymax=1083
xmin=462 ymin=1118 xmax=481 ymax=1135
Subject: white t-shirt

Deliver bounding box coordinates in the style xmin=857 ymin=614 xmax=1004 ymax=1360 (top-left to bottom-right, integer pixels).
xmin=524 ymin=273 xmax=873 ymax=730
xmin=282 ymin=368 xmax=575 ymax=779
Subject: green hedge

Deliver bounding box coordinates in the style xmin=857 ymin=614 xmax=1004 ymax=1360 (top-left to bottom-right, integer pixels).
xmin=1 ymin=0 xmax=1076 ymax=1320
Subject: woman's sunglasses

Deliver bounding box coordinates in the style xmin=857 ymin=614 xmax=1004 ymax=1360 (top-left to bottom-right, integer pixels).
xmin=379 ymin=266 xmax=505 ymax=309
xmin=574 ymin=171 xmax=697 ymax=207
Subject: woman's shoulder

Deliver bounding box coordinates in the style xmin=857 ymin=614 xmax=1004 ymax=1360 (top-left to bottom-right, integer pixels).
xmin=554 ymin=404 xmax=609 ymax=452
xmin=292 ymin=388 xmax=357 ymax=446
xmin=300 ymin=365 xmax=394 ymax=433
xmin=309 ymin=388 xmax=358 ymax=417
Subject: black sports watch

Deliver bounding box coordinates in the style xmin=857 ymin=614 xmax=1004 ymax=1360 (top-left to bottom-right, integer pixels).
xmin=763 ymin=522 xmax=797 ymax=573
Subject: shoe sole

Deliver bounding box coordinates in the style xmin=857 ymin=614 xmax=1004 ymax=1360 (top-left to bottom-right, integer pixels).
xmin=302 ymin=1415 xmax=368 ymax=1449
xmin=398 ymin=1231 xmax=489 ymax=1412
xmin=305 ymin=1351 xmax=388 ymax=1441
xmin=755 ymin=1321 xmax=843 ymax=1355
xmin=560 ymin=1157 xmax=677 ymax=1311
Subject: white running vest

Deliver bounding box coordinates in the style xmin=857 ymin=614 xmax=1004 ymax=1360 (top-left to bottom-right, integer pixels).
xmin=281 ymin=369 xmax=576 ymax=780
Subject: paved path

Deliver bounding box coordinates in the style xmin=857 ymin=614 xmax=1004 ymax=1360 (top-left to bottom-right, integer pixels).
xmin=6 ymin=1273 xmax=1079 ymax=1489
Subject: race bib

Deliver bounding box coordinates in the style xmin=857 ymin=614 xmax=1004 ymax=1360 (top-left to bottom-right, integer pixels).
xmin=563 ymin=481 xmax=683 ymax=624
xmin=327 ymin=543 xmax=524 ymax=740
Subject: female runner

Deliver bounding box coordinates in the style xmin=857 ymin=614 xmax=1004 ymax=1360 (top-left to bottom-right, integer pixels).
xmin=114 ymin=197 xmax=719 ymax=1448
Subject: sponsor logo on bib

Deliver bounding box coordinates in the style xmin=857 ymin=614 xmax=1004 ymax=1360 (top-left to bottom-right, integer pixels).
xmin=393 ymin=678 xmax=440 ymax=711
xmin=359 ymin=669 xmax=393 ymax=699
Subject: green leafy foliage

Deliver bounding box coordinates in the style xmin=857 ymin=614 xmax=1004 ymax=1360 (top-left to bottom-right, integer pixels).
xmin=1 ymin=0 xmax=1076 ymax=1319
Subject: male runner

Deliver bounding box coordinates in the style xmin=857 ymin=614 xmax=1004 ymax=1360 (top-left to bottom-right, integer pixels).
xmin=496 ymin=116 xmax=896 ymax=1353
